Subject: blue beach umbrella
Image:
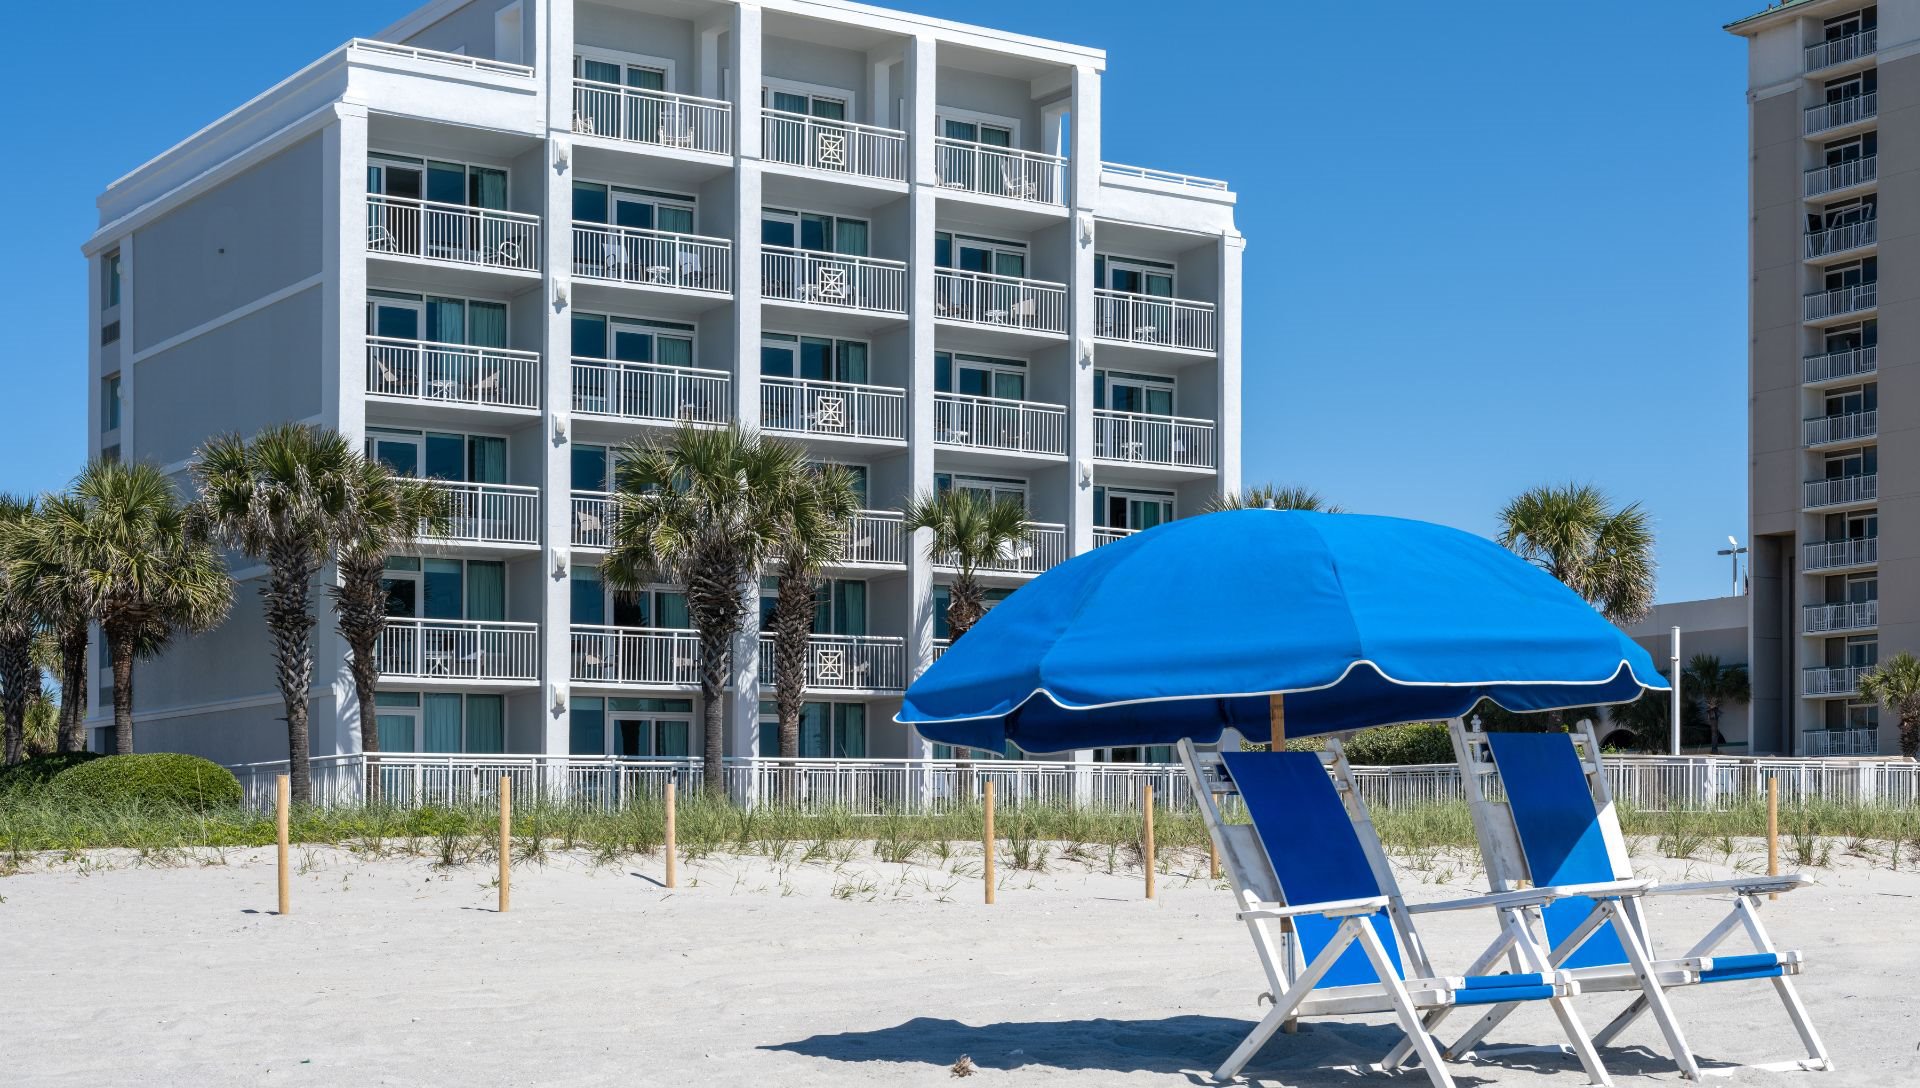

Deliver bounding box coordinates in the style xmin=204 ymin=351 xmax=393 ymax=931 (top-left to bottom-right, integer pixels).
xmin=898 ymin=510 xmax=1668 ymax=753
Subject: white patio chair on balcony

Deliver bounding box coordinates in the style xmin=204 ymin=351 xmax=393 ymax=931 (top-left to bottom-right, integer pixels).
xmin=493 ymin=239 xmax=522 ymax=267
xmin=374 ymin=358 xmax=405 ymax=396
xmin=998 ymin=160 xmax=1037 ymax=201
xmin=469 ymin=370 xmax=501 ymax=403
xmin=601 ymin=241 xmax=631 ymax=281
xmin=368 ymin=223 xmax=397 ymax=252
xmin=659 ymin=109 xmax=697 ymax=148
xmin=572 ymin=112 xmax=597 ymax=136
xmin=575 ymin=507 xmax=604 ymax=538
xmin=676 ymin=250 xmax=706 ymax=290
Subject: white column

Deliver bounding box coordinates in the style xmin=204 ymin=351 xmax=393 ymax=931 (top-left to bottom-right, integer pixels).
xmin=321 ymin=106 xmax=369 ymax=759
xmin=1215 ymin=233 xmax=1245 ymax=497
xmin=903 ymin=34 xmax=939 ymax=760
xmin=541 ymin=0 xmax=579 ymax=757
xmin=727 ymin=3 xmax=767 ymax=776
xmin=1066 ymin=65 xmax=1103 ymax=558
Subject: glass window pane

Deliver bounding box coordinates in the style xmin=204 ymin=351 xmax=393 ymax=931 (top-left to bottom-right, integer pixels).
xmin=469 ymin=168 xmax=507 ymax=211
xmin=833 ymin=220 xmax=868 ymax=257
xmin=655 ymin=720 xmax=689 ymax=756
xmin=424 ymin=559 xmax=464 ymax=620
xmin=656 ymin=206 xmax=694 ymax=234
xmin=466 ymin=561 xmax=505 ymax=622
xmin=572 ymin=313 xmax=608 ymax=358
xmin=426 ymin=298 xmax=465 ymax=345
xmin=425 ymin=433 xmax=466 ymax=481
xmin=628 ymin=66 xmax=666 ymax=91
xmin=468 ymin=302 xmax=507 ymax=349
xmin=571 ymin=569 xmax=605 ymax=625
xmin=572 ymin=446 xmax=608 ymax=492
xmin=580 ymin=59 xmax=621 ymax=84
xmin=837 ymin=341 xmax=868 ymax=384
xmin=801 ymin=214 xmax=830 ymax=252
xmin=657 ymin=593 xmax=690 ymax=629
xmin=762 ymin=344 xmax=796 ymax=377
xmin=423 ymin=693 xmax=463 ymax=752
xmin=570 ymin=698 xmax=605 ymax=754
xmin=427 ymin=162 xmax=467 ymax=206
xmin=467 ymin=436 xmax=507 ymax=484
xmin=572 ymin=182 xmax=608 ymax=224
xmin=377 ymin=713 xmax=417 ymax=753
xmin=656 ymin=337 xmax=693 ymax=368
xmin=465 ymin=696 xmax=504 ymax=753
xmin=773 ymin=91 xmax=810 ymax=113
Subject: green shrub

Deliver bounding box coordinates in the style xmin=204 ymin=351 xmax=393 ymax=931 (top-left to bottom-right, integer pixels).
xmin=0 ymin=752 xmax=102 ymax=798
xmin=50 ymin=753 xmax=242 ymax=810
xmin=1287 ymin=722 xmax=1455 ymax=766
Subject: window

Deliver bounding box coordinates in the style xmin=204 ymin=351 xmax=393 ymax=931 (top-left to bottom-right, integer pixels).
xmin=1096 ymin=255 xmax=1175 ymax=297
xmin=1822 ymin=383 xmax=1876 ymax=419
xmin=761 ymin=332 xmax=869 ymax=384
xmin=1823 ymin=258 xmax=1874 ymax=290
xmin=571 ymin=696 xmax=694 ymax=757
xmin=365 ymin=427 xmax=506 ymax=484
xmin=757 ymin=577 xmax=866 ymax=636
xmin=763 ymin=86 xmax=848 ymax=120
xmin=1822 ymin=132 xmax=1875 ymax=167
xmin=1841 ymin=635 xmax=1878 ymax=669
xmin=1095 ymin=486 xmax=1175 ymax=531
xmin=1823 ymin=7 xmax=1876 ymax=41
xmin=572 ymin=182 xmax=695 ymax=235
xmin=382 ymin=556 xmax=505 ymax=622
xmin=808 ymin=462 xmax=869 ymax=507
xmin=935 ymin=473 xmax=1027 ymax=507
xmin=1825 ymin=509 xmax=1877 ymax=541
xmin=574 ymin=52 xmax=668 ymax=91
xmin=102 ymin=251 xmax=121 ymax=310
xmin=367 ymin=290 xmax=507 ymax=347
xmin=1822 ymin=446 xmax=1875 ymax=480
xmin=935 ymin=233 xmax=1027 ymax=278
xmin=376 ymin=691 xmax=505 ymax=754
xmin=1824 ymin=321 xmax=1875 ymax=354
xmin=1842 ymin=700 xmax=1879 ymax=731
xmin=761 ymin=209 xmax=868 ymax=256
xmin=1097 ymin=745 xmax=1176 ymax=764
xmin=570 ymin=313 xmax=695 ymax=367
xmin=1815 ymin=196 xmax=1876 ymax=232
xmin=932 ymin=585 xmax=1011 ymax=641
xmin=935 ymin=352 xmax=1026 ymax=400
xmin=1096 ymin=370 xmax=1175 ymax=416
xmin=571 ymin=567 xmax=690 ymax=629
xmin=101 ymin=376 xmax=121 ymax=432
xmin=940 ymin=116 xmax=1013 ymax=146
xmin=368 ymin=154 xmax=507 ymax=209
xmin=757 ymin=700 xmax=866 ymax=758
xmin=1822 ymin=69 xmax=1875 ymax=104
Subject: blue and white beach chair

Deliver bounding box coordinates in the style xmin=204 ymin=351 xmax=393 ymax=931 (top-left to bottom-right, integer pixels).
xmin=1444 ymin=721 xmax=1830 ymax=1076
xmin=1184 ymin=742 xmax=1618 ymax=1087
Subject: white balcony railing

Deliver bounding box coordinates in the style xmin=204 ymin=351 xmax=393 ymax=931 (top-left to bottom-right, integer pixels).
xmin=1094 ymin=527 xmax=1135 ymax=548
xmin=761 ymin=247 xmax=908 ymax=314
xmin=1803 ymin=345 xmax=1876 ymax=384
xmin=1804 ymin=599 xmax=1878 ymax=634
xmin=1804 ymin=410 xmax=1876 ymax=446
xmin=839 ymin=509 xmax=907 ymax=566
xmin=1803 ymin=536 xmax=1877 ymax=572
xmin=1093 ymin=290 xmax=1217 ymax=351
xmin=1092 ymin=410 xmax=1217 ymax=470
xmin=571 ymin=358 xmax=731 ymax=425
xmin=365 ymin=337 xmax=540 ymax=410
xmin=1803 ymin=664 xmax=1871 ymax=696
xmin=1804 ymin=155 xmax=1876 ymax=198
xmin=572 ymin=490 xmax=615 ymax=550
xmin=1804 ymin=282 xmax=1876 ymax=321
xmin=757 ymin=634 xmax=908 ymax=691
xmin=933 ymin=138 xmax=1066 ymax=205
xmin=1806 ymin=219 xmax=1875 ymax=260
xmin=428 ymin=481 xmax=540 ymax=546
xmin=571 ymin=625 xmax=700 ymax=687
xmin=1805 ymin=474 xmax=1877 ymax=509
xmin=760 ymin=377 xmax=907 ymax=441
xmin=571 ymin=223 xmax=732 ymax=294
xmin=762 ymin=110 xmax=907 ymax=182
xmin=571 ymin=79 xmax=731 ymax=155
xmin=347 ymin=38 xmax=535 ymax=78
xmin=1806 ymin=29 xmax=1876 ymax=73
xmin=1805 ymin=92 xmax=1876 ymax=135
xmin=933 ymin=269 xmax=1068 ymax=333
xmin=937 ymin=522 xmax=1068 ymax=576
xmin=376 ymin=619 xmax=540 ymax=682
xmin=1802 ymin=727 xmax=1878 ymax=756
xmin=1099 ymin=161 xmax=1229 ymax=192
xmin=366 ymin=195 xmax=540 ymax=272
xmin=934 ymin=392 xmax=1068 ymax=456
xmin=931 ymin=638 xmax=951 ymax=663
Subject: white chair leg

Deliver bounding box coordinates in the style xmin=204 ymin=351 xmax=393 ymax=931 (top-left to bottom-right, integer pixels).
xmin=1545 ymin=996 xmax=1613 ymax=1086
xmin=1604 ymin=901 xmax=1701 ymax=1080
xmin=1354 ymin=921 xmax=1455 ymax=1088
xmin=1215 ymin=916 xmax=1356 ymax=1082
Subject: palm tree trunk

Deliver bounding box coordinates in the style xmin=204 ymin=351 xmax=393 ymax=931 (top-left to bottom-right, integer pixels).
xmin=354 ymin=669 xmax=382 ymax=805
xmin=772 ymin=565 xmax=814 ymax=806
xmin=0 ymin=631 xmax=32 ymax=766
xmin=1901 ymin=711 xmax=1919 ymax=760
xmin=108 ymin=623 xmax=136 ymax=755
xmin=949 ymin=571 xmax=986 ymax=642
xmin=56 ymin=622 xmax=89 ymax=754
xmin=699 ymin=628 xmax=731 ymax=800
xmin=264 ymin=543 xmax=319 ymax=804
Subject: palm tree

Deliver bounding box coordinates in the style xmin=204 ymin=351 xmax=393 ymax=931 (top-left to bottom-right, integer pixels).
xmin=605 ymin=424 xmax=803 ymax=797
xmin=194 ymin=424 xmax=365 ymax=803
xmin=5 ymin=494 xmax=95 ymax=754
xmin=0 ymin=495 xmax=37 ymax=764
xmin=1682 ymin=654 xmax=1749 ymax=755
xmin=327 ymin=457 xmax=449 ymax=802
xmin=1497 ymin=483 xmax=1655 ymax=624
xmin=769 ymin=466 xmax=859 ymax=771
xmin=1206 ymin=485 xmax=1343 ymax=513
xmin=25 ymin=463 xmax=234 ymax=755
xmin=1856 ymin=651 xmax=1920 ymax=759
xmin=903 ymin=488 xmax=1030 ymax=641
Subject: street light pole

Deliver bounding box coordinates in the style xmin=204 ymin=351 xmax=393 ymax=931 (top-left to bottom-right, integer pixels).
xmin=1717 ymin=535 xmax=1748 ymax=597
xmin=1670 ymin=626 xmax=1682 ymax=756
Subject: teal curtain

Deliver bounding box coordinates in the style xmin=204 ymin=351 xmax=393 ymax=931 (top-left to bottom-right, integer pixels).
xmin=470 ymin=168 xmax=508 ymax=210
xmin=424 ymin=694 xmax=463 ymax=752
xmin=836 ymin=580 xmax=866 ymax=636
xmin=466 ymin=562 xmax=505 ymax=622
xmin=656 ymin=206 xmax=694 ymax=234
xmin=465 ymin=696 xmax=505 ymax=753
xmin=468 ymin=302 xmax=507 ymax=348
xmin=570 ymin=698 xmax=605 ymax=755
xmin=657 ymin=592 xmax=690 ymax=629
xmin=656 ymin=336 xmax=694 ymax=368
xmin=837 ymin=341 xmax=868 ymax=384
xmin=800 ymin=703 xmax=830 ymax=758
xmin=655 ymin=721 xmax=689 ymax=757
xmin=468 ymin=436 xmax=506 ymax=484
xmin=377 ymin=713 xmax=416 ymax=753
xmin=835 ymin=704 xmax=866 ymax=758
xmin=759 ymin=719 xmax=778 ymax=755
xmin=571 ymin=569 xmax=605 ymax=624
xmin=833 ymin=219 xmax=869 ymax=257
xmin=426 ymin=298 xmax=465 ymax=344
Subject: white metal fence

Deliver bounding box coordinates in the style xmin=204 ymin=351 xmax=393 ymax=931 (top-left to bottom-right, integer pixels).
xmin=1806 ymin=218 xmax=1875 ymax=260
xmin=365 ymin=338 xmax=541 ymax=410
xmin=934 ymin=392 xmax=1068 ymax=455
xmin=1803 ymin=536 xmax=1875 ymax=572
xmin=933 ymin=138 xmax=1066 ymax=205
xmin=1803 ymin=282 xmax=1876 ymax=321
xmin=571 ymin=491 xmax=615 ymax=549
xmin=571 ymin=358 xmax=732 ymax=424
xmin=571 ymin=80 xmax=731 ymax=155
xmin=427 ymin=480 xmax=540 ymax=547
xmin=1803 ymin=345 xmax=1875 ymax=384
xmin=761 ymin=377 xmax=907 ymax=441
xmin=1094 ymin=527 xmax=1134 ymax=548
xmin=571 ymin=223 xmax=732 ymax=293
xmin=1092 ymin=410 xmax=1216 ymax=469
xmin=1802 ymin=599 xmax=1877 ymax=634
xmin=374 ymin=619 xmax=541 ymax=682
xmin=1803 ymin=664 xmax=1869 ymax=696
xmin=1804 ymin=155 xmax=1875 ymax=198
xmin=1803 ymin=409 xmax=1876 ymax=446
xmin=838 ymin=509 xmax=907 ymax=566
xmin=571 ymin=625 xmax=701 ymax=687
xmin=761 ymin=247 xmax=908 ymax=314
xmin=762 ymin=111 xmax=907 ymax=182
xmin=933 ymin=269 xmax=1068 ymax=333
xmin=937 ymin=522 xmax=1067 ymax=576
xmin=1804 ymin=92 xmax=1876 ymax=135
xmin=1099 ymin=161 xmax=1229 ymax=192
xmin=367 ymin=195 xmax=540 ymax=272
xmin=1094 ymin=290 xmax=1216 ymax=351
xmin=756 ymin=635 xmax=908 ymax=692
xmin=1806 ymin=28 xmax=1875 ymax=72
xmin=347 ymin=38 xmax=535 ymax=78
xmin=1804 ymin=473 xmax=1875 ymax=509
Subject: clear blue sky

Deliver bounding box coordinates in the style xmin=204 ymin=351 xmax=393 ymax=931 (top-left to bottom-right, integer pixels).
xmin=0 ymin=0 xmax=1763 ymax=603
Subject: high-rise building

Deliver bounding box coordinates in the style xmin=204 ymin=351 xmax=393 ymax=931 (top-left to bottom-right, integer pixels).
xmin=1729 ymin=2 xmax=1891 ymax=756
xmin=81 ymin=0 xmax=1243 ymax=774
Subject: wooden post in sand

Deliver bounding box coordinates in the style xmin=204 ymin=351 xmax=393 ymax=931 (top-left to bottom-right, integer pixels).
xmin=1209 ymin=837 xmax=1221 ymax=881
xmin=983 ymin=779 xmax=996 ymax=905
xmin=275 ymin=774 xmax=290 ymax=916
xmin=664 ymin=780 xmax=678 ymax=889
xmin=1143 ymin=783 xmax=1156 ymax=900
xmin=1767 ymin=776 xmax=1779 ymax=901
xmin=498 ymin=776 xmax=512 ymax=913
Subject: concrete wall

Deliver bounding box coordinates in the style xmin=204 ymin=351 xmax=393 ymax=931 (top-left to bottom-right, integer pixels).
xmin=1621 ymin=596 xmax=1754 ymax=751
xmin=403 ymin=0 xmax=537 ymax=65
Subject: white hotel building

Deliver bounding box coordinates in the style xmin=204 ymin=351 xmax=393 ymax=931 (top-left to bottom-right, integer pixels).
xmin=81 ymin=0 xmax=1243 ymax=770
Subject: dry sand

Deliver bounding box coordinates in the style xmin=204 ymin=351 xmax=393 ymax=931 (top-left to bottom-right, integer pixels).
xmin=2 ymin=839 xmax=1916 ymax=1086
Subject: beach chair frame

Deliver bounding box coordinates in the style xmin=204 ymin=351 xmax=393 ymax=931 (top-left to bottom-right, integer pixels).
xmin=1444 ymin=718 xmax=1831 ymax=1076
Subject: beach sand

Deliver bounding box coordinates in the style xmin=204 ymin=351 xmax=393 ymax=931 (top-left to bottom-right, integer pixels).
xmin=2 ymin=839 xmax=1915 ymax=1086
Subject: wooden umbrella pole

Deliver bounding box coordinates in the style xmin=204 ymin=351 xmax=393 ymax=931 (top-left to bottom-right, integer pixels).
xmin=275 ymin=774 xmax=290 ymax=917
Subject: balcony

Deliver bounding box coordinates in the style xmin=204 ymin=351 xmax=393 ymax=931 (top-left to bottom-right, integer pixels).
xmin=1093 ymin=290 xmax=1216 ymax=352
xmin=571 ymin=223 xmax=732 ymax=295
xmin=1100 ymin=161 xmax=1229 ymax=192
xmin=1803 ymin=664 xmax=1870 ymax=696
xmin=932 ymin=638 xmax=951 ymax=663
xmin=571 ymin=625 xmax=700 ymax=687
xmin=572 ymin=490 xmax=615 ymax=550
xmin=757 ymin=634 xmax=908 ymax=692
xmin=761 ymin=248 xmax=907 ymax=315
xmin=1804 ymin=155 xmax=1875 ymax=198
xmin=1802 ymin=727 xmax=1877 ymax=756
xmin=571 ymin=358 xmax=731 ymax=425
xmin=366 ymin=195 xmax=540 ymax=273
xmin=1803 ymin=536 xmax=1876 ymax=572
xmin=761 ymin=377 xmax=907 ymax=442
xmin=837 ymin=510 xmax=908 ymax=567
xmin=933 ymin=139 xmax=1066 ymax=206
xmin=1803 ymin=282 xmax=1875 ymax=322
xmin=365 ymin=337 xmax=540 ymax=411
xmin=933 ymin=269 xmax=1068 ymax=334
xmin=376 ymin=619 xmax=540 ymax=683
xmin=1806 ymin=29 xmax=1876 ymax=73
xmin=938 ymin=522 xmax=1068 ymax=576
xmin=570 ymin=80 xmax=731 ymax=156
xmin=1804 ymin=92 xmax=1876 ymax=136
xmin=1803 ymin=345 xmax=1875 ymax=384
xmin=1092 ymin=411 xmax=1216 ymax=470
xmin=1094 ymin=527 xmax=1135 ymax=548
xmin=762 ymin=110 xmax=907 ymax=183
xmin=1804 ymin=599 xmax=1877 ymax=634
xmin=1804 ymin=410 xmax=1876 ymax=447
xmin=1805 ymin=474 xmax=1876 ymax=509
xmin=1806 ymin=219 xmax=1875 ymax=260
xmin=933 ymin=393 xmax=1068 ymax=457
xmin=428 ymin=481 xmax=540 ymax=547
